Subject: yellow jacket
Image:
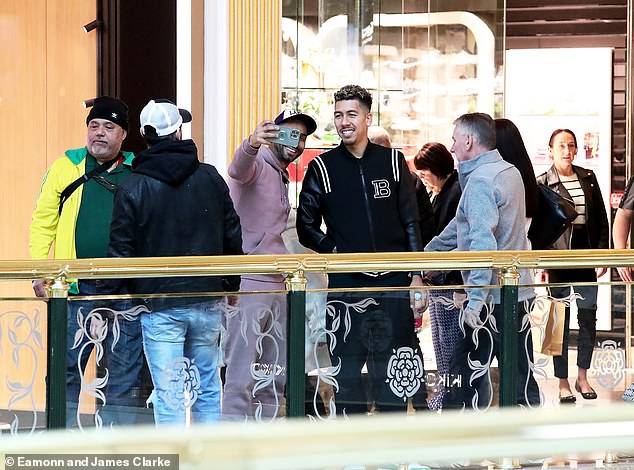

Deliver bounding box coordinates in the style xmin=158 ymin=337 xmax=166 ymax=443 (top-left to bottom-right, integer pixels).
xmin=29 ymin=147 xmax=134 ymax=292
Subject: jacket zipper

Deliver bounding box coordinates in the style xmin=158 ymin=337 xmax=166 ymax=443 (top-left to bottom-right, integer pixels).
xmin=359 ymin=161 xmax=377 ymax=251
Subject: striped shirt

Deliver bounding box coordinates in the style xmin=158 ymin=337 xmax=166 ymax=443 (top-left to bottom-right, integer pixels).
xmin=559 ymin=173 xmax=586 ymax=225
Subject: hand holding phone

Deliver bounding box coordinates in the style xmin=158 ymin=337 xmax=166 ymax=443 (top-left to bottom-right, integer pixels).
xmin=265 ymin=126 xmax=301 ymax=148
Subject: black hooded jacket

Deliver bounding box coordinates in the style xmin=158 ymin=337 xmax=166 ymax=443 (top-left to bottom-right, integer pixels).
xmin=107 ymin=138 xmax=243 ymax=295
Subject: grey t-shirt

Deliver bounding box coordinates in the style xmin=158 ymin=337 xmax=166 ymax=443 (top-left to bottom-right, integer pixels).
xmin=620 ymin=176 xmax=634 ymax=210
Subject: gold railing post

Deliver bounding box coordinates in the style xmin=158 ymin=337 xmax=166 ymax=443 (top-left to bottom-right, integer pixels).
xmin=498 ymin=266 xmax=521 ymax=286
xmin=49 ymin=276 xmax=70 ymax=298
xmin=285 ymin=269 xmax=308 ymax=292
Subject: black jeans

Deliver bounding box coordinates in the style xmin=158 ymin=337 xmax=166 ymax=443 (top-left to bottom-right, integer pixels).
xmin=547 ymin=226 xmax=598 ymax=379
xmin=549 ymin=285 xmax=597 ymax=378
xmin=326 ymin=273 xmax=425 ymax=415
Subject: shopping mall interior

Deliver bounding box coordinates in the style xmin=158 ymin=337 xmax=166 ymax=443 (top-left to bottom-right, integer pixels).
xmin=0 ymin=1 xmax=633 ymax=468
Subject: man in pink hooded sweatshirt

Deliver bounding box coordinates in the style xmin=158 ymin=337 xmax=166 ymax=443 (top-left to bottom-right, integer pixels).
xmin=223 ymin=110 xmax=317 ymax=421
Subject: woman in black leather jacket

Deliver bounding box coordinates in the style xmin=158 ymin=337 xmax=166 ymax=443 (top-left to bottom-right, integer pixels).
xmin=536 ymin=129 xmax=609 ymax=404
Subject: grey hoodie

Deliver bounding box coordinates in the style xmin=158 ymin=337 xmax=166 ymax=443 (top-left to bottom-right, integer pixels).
xmin=425 ymin=149 xmax=535 ymax=313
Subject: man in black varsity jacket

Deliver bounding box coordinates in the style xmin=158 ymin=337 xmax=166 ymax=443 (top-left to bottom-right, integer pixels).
xmin=297 ymin=85 xmax=426 ymax=415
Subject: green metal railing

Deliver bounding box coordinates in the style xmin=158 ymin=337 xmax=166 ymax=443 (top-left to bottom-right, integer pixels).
xmin=2 ymin=248 xmax=633 ymax=426
xmin=46 ymin=279 xmax=70 ymax=429
xmin=498 ymin=267 xmax=521 ymax=407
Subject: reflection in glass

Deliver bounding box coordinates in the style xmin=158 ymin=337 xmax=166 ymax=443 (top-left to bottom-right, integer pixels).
xmin=222 ymin=291 xmax=287 ymax=422
xmin=0 ymin=301 xmax=46 ymax=434
xmin=67 ymin=295 xmax=148 ymax=429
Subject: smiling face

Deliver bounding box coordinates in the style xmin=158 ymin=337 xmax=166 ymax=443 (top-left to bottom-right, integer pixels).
xmin=334 ymin=99 xmax=372 ymax=150
xmin=273 ymin=119 xmax=308 ymax=167
xmin=549 ymin=130 xmax=577 ymax=174
xmin=86 ymin=118 xmax=127 ymax=162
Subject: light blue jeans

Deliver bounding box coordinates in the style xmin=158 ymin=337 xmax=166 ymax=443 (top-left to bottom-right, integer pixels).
xmin=141 ymin=300 xmax=223 ymax=426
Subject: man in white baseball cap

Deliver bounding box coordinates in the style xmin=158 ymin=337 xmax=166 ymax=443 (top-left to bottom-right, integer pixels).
xmin=106 ymin=98 xmax=243 ymax=426
xmin=139 ymin=99 xmax=192 ymax=138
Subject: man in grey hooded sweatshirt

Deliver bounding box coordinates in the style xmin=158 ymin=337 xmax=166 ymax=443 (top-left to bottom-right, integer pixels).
xmin=424 ymin=112 xmax=539 ymax=410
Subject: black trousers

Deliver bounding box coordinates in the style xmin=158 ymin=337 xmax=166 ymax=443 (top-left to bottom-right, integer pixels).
xmin=548 ymin=226 xmax=598 ymax=378
xmin=442 ymin=302 xmax=541 ymax=410
xmin=326 ymin=273 xmax=425 ymax=415
xmin=548 ymin=288 xmax=597 ymax=378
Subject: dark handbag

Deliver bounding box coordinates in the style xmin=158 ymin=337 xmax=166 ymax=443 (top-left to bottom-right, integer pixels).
xmin=423 ymin=269 xmax=463 ymax=287
xmin=528 ymin=184 xmax=578 ymax=249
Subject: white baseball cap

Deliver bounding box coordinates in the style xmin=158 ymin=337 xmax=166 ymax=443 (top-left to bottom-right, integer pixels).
xmin=140 ymin=99 xmax=192 ymax=137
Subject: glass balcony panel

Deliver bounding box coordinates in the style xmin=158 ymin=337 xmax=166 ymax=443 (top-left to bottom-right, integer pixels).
xmin=426 ymin=283 xmax=541 ymax=411
xmin=67 ymin=290 xmax=230 ymax=429
xmin=530 ymin=276 xmax=630 ymax=408
xmin=0 ymin=298 xmax=48 ymax=434
xmin=307 ymin=284 xmax=428 ymax=417
xmin=222 ymin=289 xmax=288 ymax=423
xmin=3 ymin=263 xmax=632 ymax=434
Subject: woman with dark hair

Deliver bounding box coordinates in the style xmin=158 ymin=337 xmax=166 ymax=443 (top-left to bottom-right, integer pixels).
xmin=494 ymin=119 xmax=540 ymax=221
xmin=413 ymin=142 xmax=461 ymax=410
xmin=537 ymin=128 xmax=609 ymax=404
xmin=414 ymin=143 xmax=461 ymax=240
xmin=494 ymin=118 xmax=543 ymax=407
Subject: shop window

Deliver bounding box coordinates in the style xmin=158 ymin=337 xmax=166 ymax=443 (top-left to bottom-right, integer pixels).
xmin=281 ymin=0 xmax=505 ymax=201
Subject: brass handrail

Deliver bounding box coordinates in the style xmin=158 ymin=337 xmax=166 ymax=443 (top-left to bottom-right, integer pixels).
xmin=2 ymin=404 xmax=634 ymax=468
xmin=5 ymin=249 xmax=634 ymax=281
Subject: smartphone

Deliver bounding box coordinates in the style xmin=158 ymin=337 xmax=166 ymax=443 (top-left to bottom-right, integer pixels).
xmin=266 ymin=126 xmax=301 ymax=148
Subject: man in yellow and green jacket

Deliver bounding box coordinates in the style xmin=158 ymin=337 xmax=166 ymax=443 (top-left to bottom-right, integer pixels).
xmin=29 ymin=96 xmax=143 ymax=427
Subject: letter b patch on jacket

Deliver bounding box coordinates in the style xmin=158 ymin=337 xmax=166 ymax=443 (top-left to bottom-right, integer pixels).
xmin=372 ymin=179 xmax=391 ymax=198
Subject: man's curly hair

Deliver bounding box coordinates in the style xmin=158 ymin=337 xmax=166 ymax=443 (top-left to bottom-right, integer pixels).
xmin=334 ymin=85 xmax=372 ymax=111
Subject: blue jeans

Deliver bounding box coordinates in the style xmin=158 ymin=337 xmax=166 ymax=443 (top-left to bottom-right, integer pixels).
xmin=67 ymin=280 xmax=144 ymax=427
xmin=141 ymin=300 xmax=223 ymax=426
